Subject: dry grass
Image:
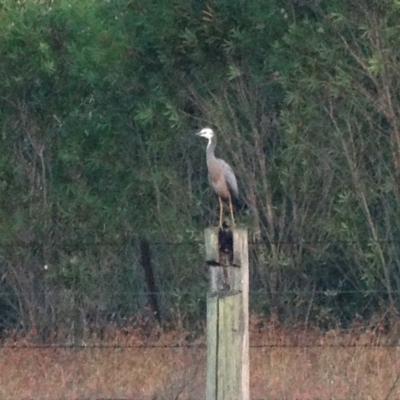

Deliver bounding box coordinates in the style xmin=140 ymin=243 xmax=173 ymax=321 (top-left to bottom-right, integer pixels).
xmin=1 ymin=316 xmax=400 ymax=399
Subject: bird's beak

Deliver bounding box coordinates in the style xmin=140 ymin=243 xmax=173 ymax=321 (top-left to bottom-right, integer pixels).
xmin=195 ymin=130 xmax=203 ymax=136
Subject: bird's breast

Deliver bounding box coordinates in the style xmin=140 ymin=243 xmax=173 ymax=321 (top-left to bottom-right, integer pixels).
xmin=208 ymin=172 xmax=230 ymax=200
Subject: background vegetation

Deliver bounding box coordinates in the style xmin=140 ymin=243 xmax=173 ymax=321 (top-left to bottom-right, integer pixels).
xmin=1 ymin=0 xmax=400 ymax=338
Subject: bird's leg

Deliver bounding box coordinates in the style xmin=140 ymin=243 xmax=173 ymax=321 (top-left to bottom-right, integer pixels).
xmin=218 ymin=196 xmax=224 ymax=229
xmin=228 ymin=193 xmax=236 ymax=227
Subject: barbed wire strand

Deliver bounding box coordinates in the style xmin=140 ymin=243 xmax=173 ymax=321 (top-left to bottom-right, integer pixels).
xmin=0 ymin=342 xmax=398 ymax=349
xmin=5 ymin=237 xmax=400 ymax=248
xmin=0 ymin=289 xmax=397 ymax=295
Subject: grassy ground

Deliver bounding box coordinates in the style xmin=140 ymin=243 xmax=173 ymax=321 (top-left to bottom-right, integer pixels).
xmin=1 ymin=316 xmax=400 ymax=399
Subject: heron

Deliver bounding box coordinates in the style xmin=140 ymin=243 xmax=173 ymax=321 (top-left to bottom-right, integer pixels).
xmin=196 ymin=127 xmax=239 ymax=228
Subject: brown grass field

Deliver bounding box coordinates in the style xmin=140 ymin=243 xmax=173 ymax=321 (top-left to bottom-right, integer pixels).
xmin=1 ymin=315 xmax=400 ymax=399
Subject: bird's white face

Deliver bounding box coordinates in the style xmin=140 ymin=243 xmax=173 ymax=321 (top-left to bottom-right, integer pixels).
xmin=197 ymin=127 xmax=214 ymax=140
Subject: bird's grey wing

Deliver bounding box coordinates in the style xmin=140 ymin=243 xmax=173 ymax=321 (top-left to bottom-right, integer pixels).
xmin=222 ymin=160 xmax=239 ymax=197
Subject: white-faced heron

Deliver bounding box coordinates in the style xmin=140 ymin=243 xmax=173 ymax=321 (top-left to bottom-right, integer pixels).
xmin=196 ymin=127 xmax=239 ymax=228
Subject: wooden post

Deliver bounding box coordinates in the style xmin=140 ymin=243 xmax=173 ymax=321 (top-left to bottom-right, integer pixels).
xmin=205 ymin=227 xmax=249 ymax=400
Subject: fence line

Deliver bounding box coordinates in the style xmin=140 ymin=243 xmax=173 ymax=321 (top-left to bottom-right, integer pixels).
xmin=0 ymin=289 xmax=398 ymax=295
xmin=1 ymin=343 xmax=399 ymax=350
xmin=5 ymin=238 xmax=400 ymax=247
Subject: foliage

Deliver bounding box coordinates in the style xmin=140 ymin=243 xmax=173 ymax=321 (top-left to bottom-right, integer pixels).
xmin=1 ymin=0 xmax=400 ymax=334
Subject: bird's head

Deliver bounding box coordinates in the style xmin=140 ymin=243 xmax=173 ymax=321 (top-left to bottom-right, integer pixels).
xmin=196 ymin=127 xmax=214 ymax=140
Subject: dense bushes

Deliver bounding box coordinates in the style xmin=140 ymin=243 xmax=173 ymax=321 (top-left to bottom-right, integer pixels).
xmin=1 ymin=0 xmax=400 ymax=336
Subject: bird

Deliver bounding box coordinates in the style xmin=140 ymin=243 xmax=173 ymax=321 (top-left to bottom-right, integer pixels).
xmin=196 ymin=127 xmax=239 ymax=228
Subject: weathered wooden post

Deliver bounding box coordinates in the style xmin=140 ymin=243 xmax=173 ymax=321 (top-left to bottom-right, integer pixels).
xmin=205 ymin=227 xmax=249 ymax=400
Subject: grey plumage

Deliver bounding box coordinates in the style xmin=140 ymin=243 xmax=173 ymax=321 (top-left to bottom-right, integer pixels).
xmin=197 ymin=127 xmax=239 ymax=227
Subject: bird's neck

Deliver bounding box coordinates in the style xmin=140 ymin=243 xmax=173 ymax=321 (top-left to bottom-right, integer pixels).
xmin=206 ymin=136 xmax=217 ymax=160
